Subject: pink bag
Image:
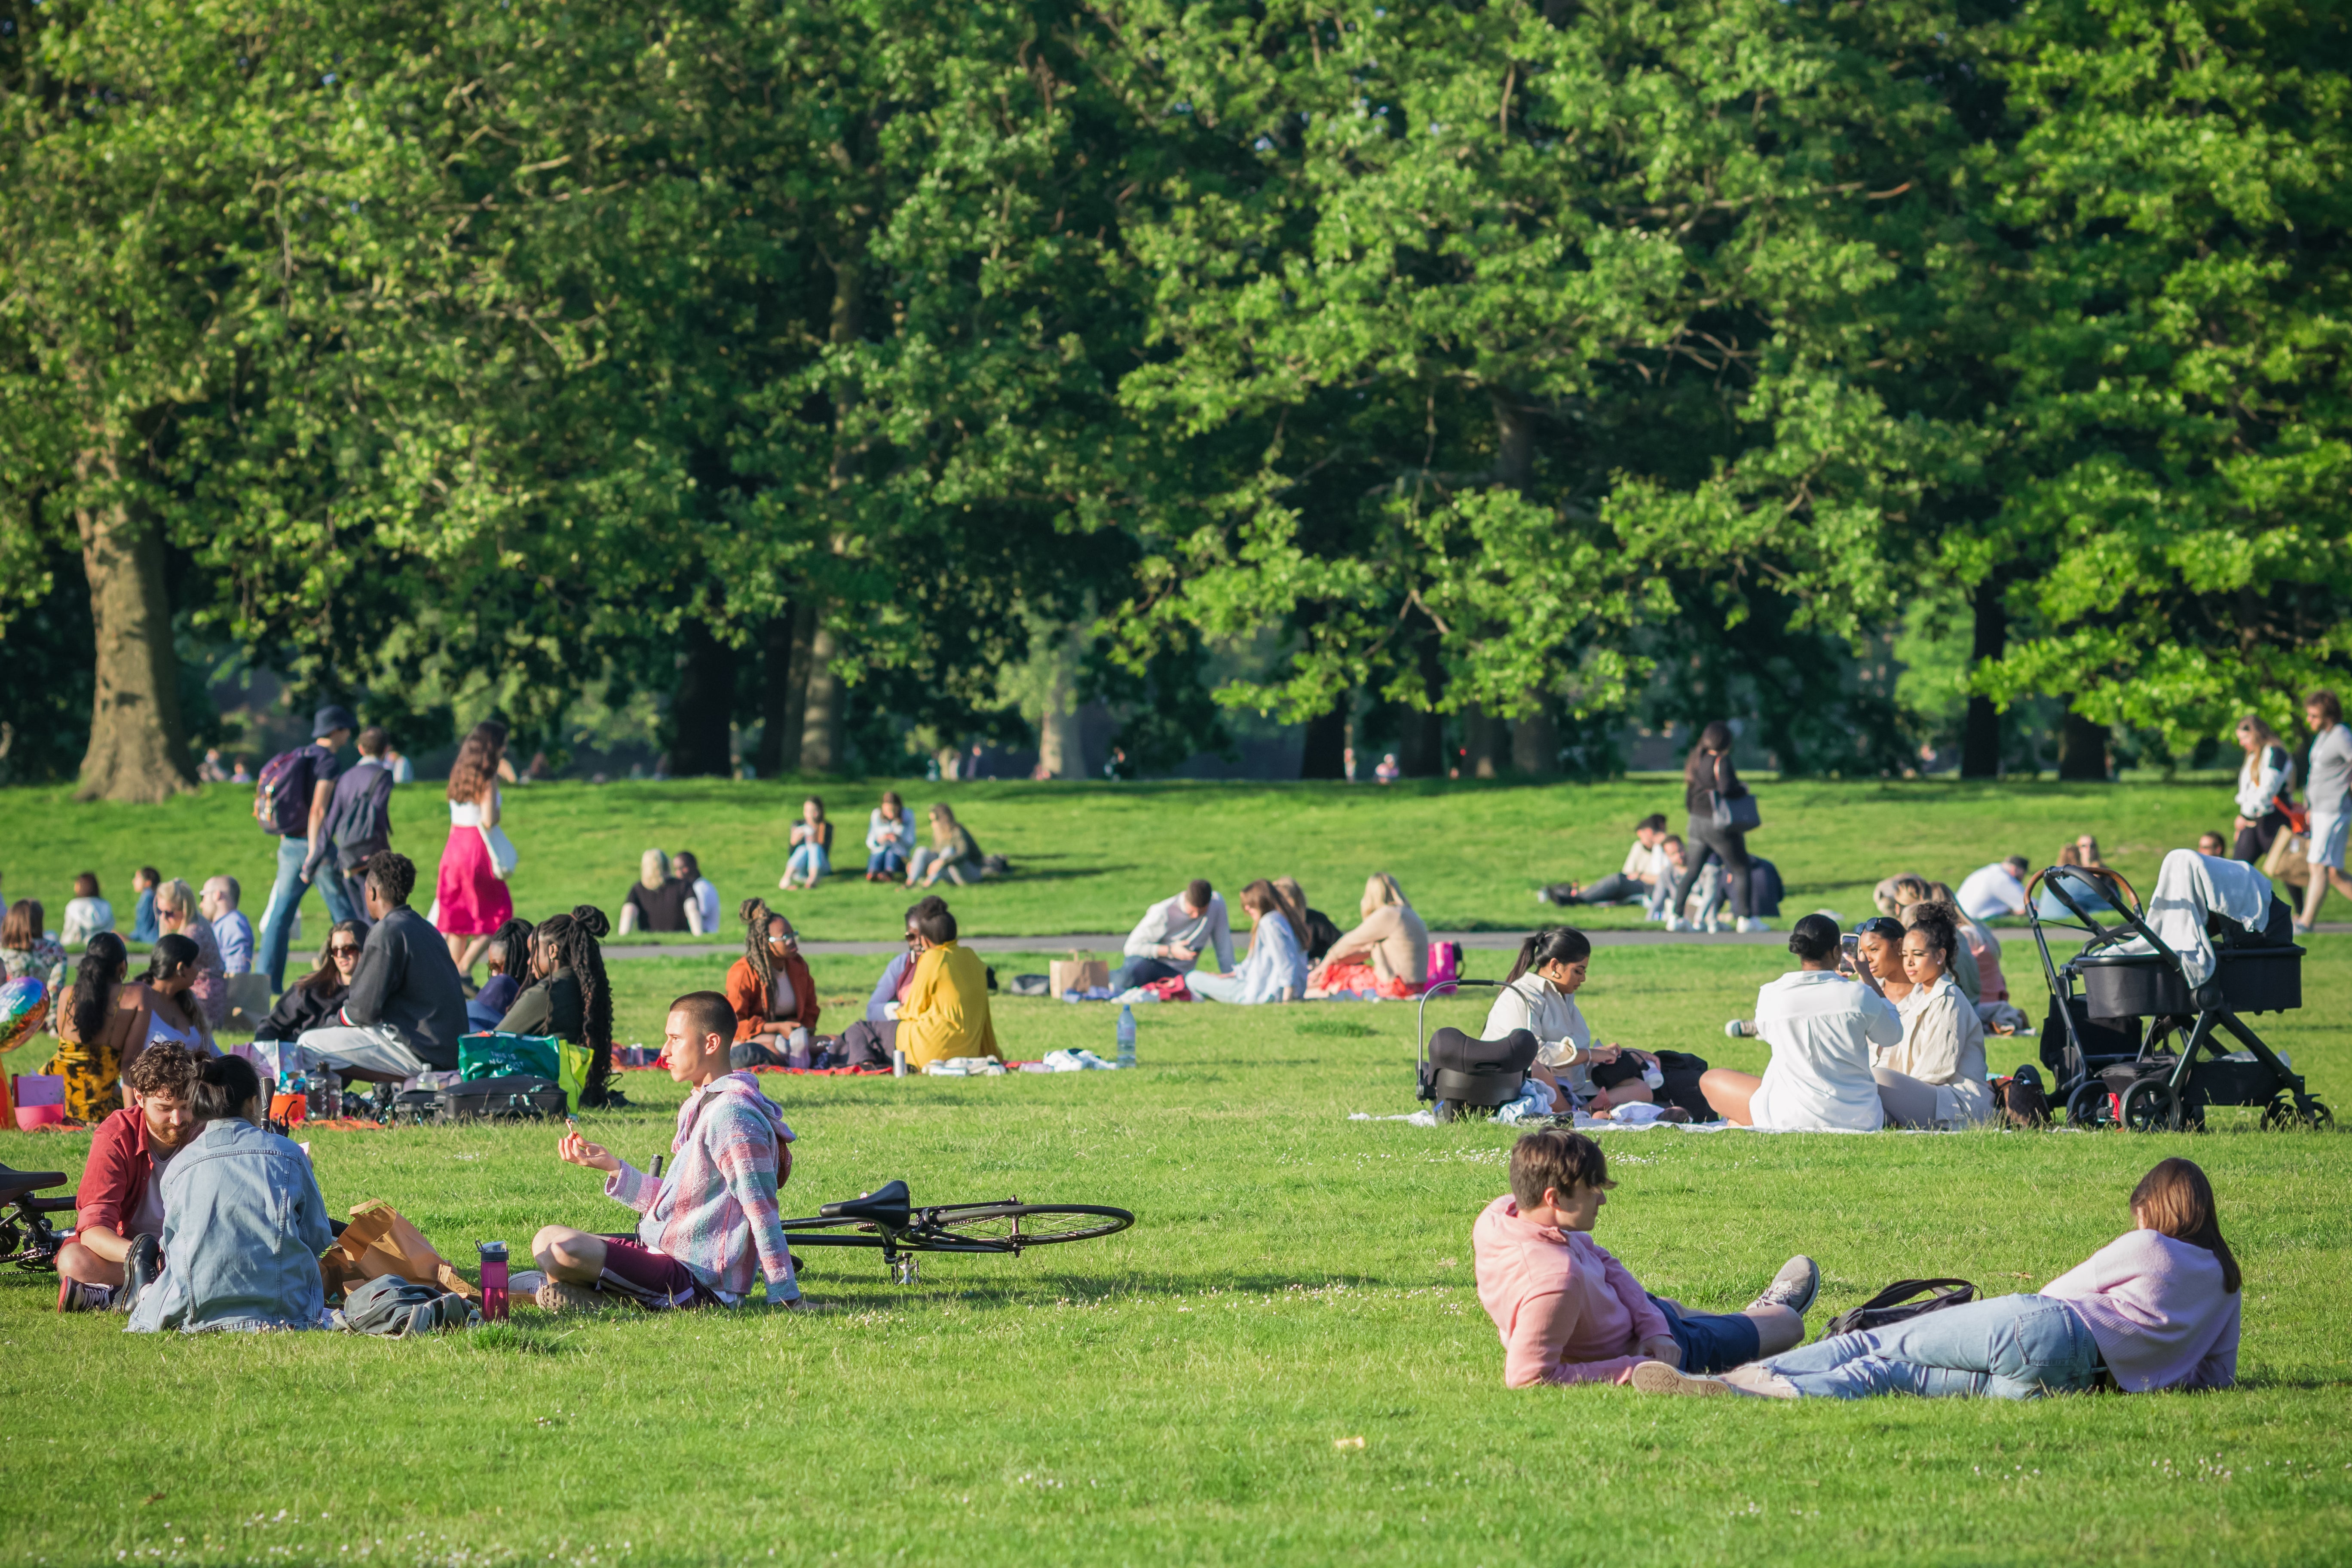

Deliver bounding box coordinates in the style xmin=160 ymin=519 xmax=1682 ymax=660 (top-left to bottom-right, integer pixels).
xmin=1425 ymin=941 xmax=1462 ymax=989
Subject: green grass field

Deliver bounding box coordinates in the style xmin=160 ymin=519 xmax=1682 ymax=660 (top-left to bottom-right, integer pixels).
xmin=2 ymin=780 xmax=2346 ymax=1566
xmin=0 ymin=772 xmax=2266 ymax=943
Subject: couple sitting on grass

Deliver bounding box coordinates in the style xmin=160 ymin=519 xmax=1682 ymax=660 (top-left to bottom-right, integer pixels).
xmin=1478 ymin=1130 xmax=2239 ymax=1400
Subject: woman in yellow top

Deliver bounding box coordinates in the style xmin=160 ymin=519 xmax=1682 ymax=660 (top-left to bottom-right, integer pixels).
xmin=896 ymin=900 xmax=999 ymax=1068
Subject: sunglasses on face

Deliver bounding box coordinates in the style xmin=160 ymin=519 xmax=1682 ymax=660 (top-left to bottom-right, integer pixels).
xmin=331 ymin=945 xmax=362 ymax=959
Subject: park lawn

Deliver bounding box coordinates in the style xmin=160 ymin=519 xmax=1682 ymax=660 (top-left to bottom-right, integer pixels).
xmin=0 ymin=772 xmax=2258 ymax=944
xmin=1 ymin=943 xmax=2346 ymax=1567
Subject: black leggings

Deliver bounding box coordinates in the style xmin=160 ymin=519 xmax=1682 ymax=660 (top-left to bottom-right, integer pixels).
xmin=2233 ymin=814 xmax=2284 ymax=864
xmin=1672 ymin=818 xmax=1752 ymax=919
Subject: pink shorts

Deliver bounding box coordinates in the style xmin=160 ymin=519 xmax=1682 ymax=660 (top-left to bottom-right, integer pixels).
xmin=595 ymin=1237 xmax=720 ymax=1309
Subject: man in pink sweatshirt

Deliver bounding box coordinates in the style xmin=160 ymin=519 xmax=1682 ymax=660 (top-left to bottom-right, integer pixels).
xmin=1473 ymin=1129 xmax=1815 ymax=1387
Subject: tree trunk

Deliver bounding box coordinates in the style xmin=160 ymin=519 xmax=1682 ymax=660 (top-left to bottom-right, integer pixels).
xmin=668 ymin=618 xmax=735 ymax=778
xmin=1512 ymin=698 xmax=1560 ymax=776
xmin=1397 ymin=636 xmax=1447 ymax=778
xmin=799 ymin=618 xmax=843 ymax=773
xmin=73 ymin=482 xmax=194 ymax=804
xmin=777 ymin=603 xmax=815 ymax=774
xmin=1299 ymin=696 xmax=1348 ymax=779
xmin=753 ymin=612 xmax=795 ymax=778
xmin=2058 ymin=707 xmax=2110 ymax=781
xmin=1461 ymin=705 xmax=1502 ymax=778
xmin=1962 ymin=581 xmax=2006 ymax=778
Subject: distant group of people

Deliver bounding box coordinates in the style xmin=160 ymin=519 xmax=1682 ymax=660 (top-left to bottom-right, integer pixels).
xmin=763 ymin=794 xmax=1000 ymax=891
xmin=1104 ymin=873 xmax=1437 ymax=1004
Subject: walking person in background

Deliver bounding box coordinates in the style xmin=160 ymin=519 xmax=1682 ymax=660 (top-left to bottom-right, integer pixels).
xmin=152 ymin=880 xmax=228 ymax=1033
xmin=619 ymin=848 xmax=691 ymax=934
xmin=61 ymin=873 xmax=114 ymax=949
xmin=1666 ymin=722 xmax=1767 ymax=934
xmin=781 ymin=797 xmax=833 ymax=890
xmin=130 ymin=867 xmax=161 ymax=943
xmin=865 ymin=791 xmax=916 ymax=881
xmin=253 ymin=705 xmax=357 ymax=992
xmin=2292 ymin=689 xmax=2352 ymax=933
xmin=308 ymin=725 xmax=397 ymax=925
xmin=434 ymin=720 xmax=515 ymax=980
xmin=2230 ymin=714 xmax=2294 ymax=865
xmin=674 ymin=852 xmax=721 ymax=935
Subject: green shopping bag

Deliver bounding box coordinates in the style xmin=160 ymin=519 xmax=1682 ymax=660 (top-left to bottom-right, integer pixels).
xmin=557 ymin=1041 xmax=593 ymax=1114
xmin=457 ymin=1032 xmax=561 ymax=1082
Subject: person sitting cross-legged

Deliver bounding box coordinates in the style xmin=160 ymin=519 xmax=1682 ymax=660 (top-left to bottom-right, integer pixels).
xmin=531 ymin=991 xmax=802 ymax=1313
xmin=1112 ymin=879 xmax=1234 ymax=992
xmin=126 ymin=1054 xmax=335 ymax=1333
xmin=1473 ymin=1129 xmax=1815 ymax=1387
xmin=725 ymin=899 xmax=821 ymax=1068
xmin=897 ymin=901 xmax=1000 ymax=1068
xmin=55 ymin=1043 xmax=203 ymax=1313
xmin=297 ymin=850 xmax=469 ymax=1090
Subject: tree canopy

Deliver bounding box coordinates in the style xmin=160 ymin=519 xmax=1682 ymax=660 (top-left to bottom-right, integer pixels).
xmin=3 ymin=0 xmax=2345 ymax=794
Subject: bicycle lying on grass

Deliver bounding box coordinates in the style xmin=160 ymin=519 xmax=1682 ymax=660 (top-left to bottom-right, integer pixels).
xmin=0 ymin=1164 xmax=73 ymax=1273
xmin=785 ymin=1179 xmax=1134 ymax=1285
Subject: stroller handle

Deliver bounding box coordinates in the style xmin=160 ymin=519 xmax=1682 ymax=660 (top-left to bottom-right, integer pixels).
xmin=1417 ymin=977 xmax=1504 ymax=1073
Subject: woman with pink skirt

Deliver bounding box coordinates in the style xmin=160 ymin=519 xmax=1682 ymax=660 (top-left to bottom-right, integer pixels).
xmin=436 ymin=720 xmax=515 ymax=983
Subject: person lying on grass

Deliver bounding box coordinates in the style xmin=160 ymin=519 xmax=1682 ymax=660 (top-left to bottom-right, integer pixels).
xmin=128 ymin=1054 xmax=335 ymax=1334
xmin=1634 ymin=1157 xmax=2242 ymax=1401
xmin=1473 ymin=1129 xmax=1815 ymax=1388
xmin=532 ymin=990 xmax=802 ymax=1313
xmin=56 ymin=1042 xmax=201 ymax=1313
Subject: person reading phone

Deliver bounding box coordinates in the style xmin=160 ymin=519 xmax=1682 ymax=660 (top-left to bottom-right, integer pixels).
xmin=1699 ymin=914 xmax=1901 ymax=1131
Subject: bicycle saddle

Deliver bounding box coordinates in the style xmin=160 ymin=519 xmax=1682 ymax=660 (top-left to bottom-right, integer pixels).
xmin=0 ymin=1164 xmax=69 ymax=1206
xmin=820 ymin=1179 xmax=911 ymax=1229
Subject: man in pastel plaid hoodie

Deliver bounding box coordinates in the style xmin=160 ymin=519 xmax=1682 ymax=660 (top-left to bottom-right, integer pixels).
xmin=532 ymin=991 xmax=802 ymax=1312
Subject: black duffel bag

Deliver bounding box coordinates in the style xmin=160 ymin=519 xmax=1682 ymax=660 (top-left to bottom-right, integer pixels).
xmin=395 ymin=1073 xmax=567 ymax=1125
xmin=1822 ymin=1277 xmax=1975 ymax=1338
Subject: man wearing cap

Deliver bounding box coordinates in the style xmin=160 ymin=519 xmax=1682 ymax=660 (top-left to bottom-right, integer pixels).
xmin=255 ymin=703 xmax=358 ymax=992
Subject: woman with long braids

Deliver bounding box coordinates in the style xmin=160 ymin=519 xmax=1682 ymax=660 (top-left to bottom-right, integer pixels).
xmin=723 ymin=897 xmax=821 ymax=1067
xmin=495 ymin=905 xmax=623 ymax=1108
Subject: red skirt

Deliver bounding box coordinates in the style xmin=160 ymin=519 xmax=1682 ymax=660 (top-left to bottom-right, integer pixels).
xmin=1316 ymin=960 xmax=1419 ymax=1000
xmin=435 ymin=824 xmax=512 ymax=936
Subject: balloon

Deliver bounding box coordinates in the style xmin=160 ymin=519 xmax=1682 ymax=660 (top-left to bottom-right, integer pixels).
xmin=0 ymin=976 xmax=50 ymax=1055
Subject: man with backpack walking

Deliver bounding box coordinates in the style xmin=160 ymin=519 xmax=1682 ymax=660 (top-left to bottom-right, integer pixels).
xmin=254 ymin=704 xmax=358 ymax=992
xmin=305 ymin=725 xmax=398 ymax=929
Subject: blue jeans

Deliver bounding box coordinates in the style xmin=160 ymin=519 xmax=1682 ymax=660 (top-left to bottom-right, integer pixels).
xmin=786 ymin=843 xmax=832 ymax=880
xmin=1112 ymin=956 xmax=1184 ymax=992
xmin=1762 ymin=1295 xmax=2101 ymax=1400
xmin=1651 ymin=1295 xmax=1762 ymax=1375
xmin=256 ymin=836 xmax=359 ymax=992
xmin=866 ymin=848 xmax=906 ymax=876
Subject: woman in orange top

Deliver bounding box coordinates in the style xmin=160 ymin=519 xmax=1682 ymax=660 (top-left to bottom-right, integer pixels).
xmin=723 ymin=899 xmax=820 ymax=1067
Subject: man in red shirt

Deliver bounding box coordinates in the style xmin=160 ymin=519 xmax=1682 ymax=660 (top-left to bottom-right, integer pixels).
xmin=56 ymin=1042 xmax=202 ymax=1312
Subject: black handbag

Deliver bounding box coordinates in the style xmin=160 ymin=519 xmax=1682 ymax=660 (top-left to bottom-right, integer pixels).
xmin=1822 ymin=1278 xmax=1975 ymax=1338
xmin=1708 ymin=755 xmax=1761 ymax=832
xmin=393 ymin=1073 xmax=566 ymax=1124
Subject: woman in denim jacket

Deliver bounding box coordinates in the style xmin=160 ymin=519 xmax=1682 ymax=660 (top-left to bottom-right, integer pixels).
xmin=127 ymin=1055 xmax=333 ymax=1333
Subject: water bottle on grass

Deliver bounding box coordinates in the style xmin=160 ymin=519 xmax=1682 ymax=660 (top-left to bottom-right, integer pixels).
xmin=1116 ymin=1004 xmax=1136 ymax=1068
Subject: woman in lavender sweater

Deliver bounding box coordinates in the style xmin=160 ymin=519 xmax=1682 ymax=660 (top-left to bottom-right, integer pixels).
xmin=1634 ymin=1158 xmax=2241 ymax=1400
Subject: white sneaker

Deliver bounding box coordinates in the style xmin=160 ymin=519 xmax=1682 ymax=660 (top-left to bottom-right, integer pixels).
xmin=1737 ymin=917 xmax=1770 ymax=934
xmin=1719 ymin=1363 xmax=1801 ymax=1399
xmin=1629 ymin=1361 xmax=1757 ymax=1398
xmin=1723 ymin=1019 xmax=1756 ymax=1039
xmin=1664 ymin=917 xmax=1690 ymax=932
xmin=1706 ymin=917 xmax=1730 ymax=934
xmin=1745 ymin=1254 xmax=1820 ymax=1316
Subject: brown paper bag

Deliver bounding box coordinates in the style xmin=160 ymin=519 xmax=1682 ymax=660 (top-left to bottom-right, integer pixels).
xmin=324 ymin=1200 xmax=481 ymax=1301
xmin=1048 ymin=955 xmax=1109 ymax=995
xmin=2264 ymin=830 xmax=2310 ymax=890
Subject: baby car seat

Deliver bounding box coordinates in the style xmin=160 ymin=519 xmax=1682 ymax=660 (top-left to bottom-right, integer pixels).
xmin=1420 ymin=1026 xmax=1541 ymax=1121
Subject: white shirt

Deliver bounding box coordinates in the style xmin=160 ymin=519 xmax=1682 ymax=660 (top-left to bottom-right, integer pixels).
xmin=1122 ymin=892 xmax=1235 ymax=974
xmin=690 ymin=878 xmax=720 ymax=934
xmin=1748 ymin=969 xmax=1902 ymax=1133
xmin=1482 ymin=973 xmax=1593 ymax=1093
xmin=449 ymin=787 xmax=502 ymax=827
xmin=1618 ymin=839 xmax=1663 ymax=882
xmin=2236 ymin=745 xmax=2293 ymax=820
xmin=61 ymin=897 xmax=114 ymax=948
xmin=1956 ymin=863 xmax=2029 ymax=921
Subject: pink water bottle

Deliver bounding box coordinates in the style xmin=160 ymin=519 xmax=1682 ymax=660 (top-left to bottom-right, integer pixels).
xmin=478 ymin=1241 xmax=509 ymax=1322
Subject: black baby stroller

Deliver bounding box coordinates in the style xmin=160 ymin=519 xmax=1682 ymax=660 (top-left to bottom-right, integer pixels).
xmin=1415 ymin=979 xmax=1541 ymax=1122
xmin=2026 ymin=861 xmax=2326 ymax=1132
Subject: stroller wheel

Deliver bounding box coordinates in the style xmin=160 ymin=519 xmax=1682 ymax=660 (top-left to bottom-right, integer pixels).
xmin=2119 ymin=1078 xmax=2180 ymax=1133
xmin=2263 ymin=1096 xmax=2334 ymax=1132
xmin=2064 ymin=1082 xmax=2112 ymax=1130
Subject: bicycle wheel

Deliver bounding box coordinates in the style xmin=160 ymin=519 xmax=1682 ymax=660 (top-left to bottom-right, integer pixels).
xmin=911 ymin=1203 xmax=1134 ymax=1253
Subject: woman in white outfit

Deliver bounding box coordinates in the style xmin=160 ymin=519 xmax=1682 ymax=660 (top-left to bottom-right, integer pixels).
xmin=1877 ymin=904 xmax=1995 ymax=1126
xmin=1482 ymin=928 xmax=1657 ymax=1114
xmin=1188 ymin=880 xmax=1308 ymax=1004
xmin=1702 ymin=914 xmax=1899 ymax=1131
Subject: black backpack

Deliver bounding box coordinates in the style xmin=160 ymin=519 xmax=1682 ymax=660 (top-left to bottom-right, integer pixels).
xmin=1822 ymin=1278 xmax=1975 ymax=1338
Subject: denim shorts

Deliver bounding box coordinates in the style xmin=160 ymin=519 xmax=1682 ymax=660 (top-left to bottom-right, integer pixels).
xmin=1651 ymin=1295 xmax=1762 ymax=1374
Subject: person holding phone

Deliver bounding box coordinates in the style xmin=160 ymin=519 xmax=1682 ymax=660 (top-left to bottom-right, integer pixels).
xmin=1701 ymin=914 xmax=1901 ymax=1130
